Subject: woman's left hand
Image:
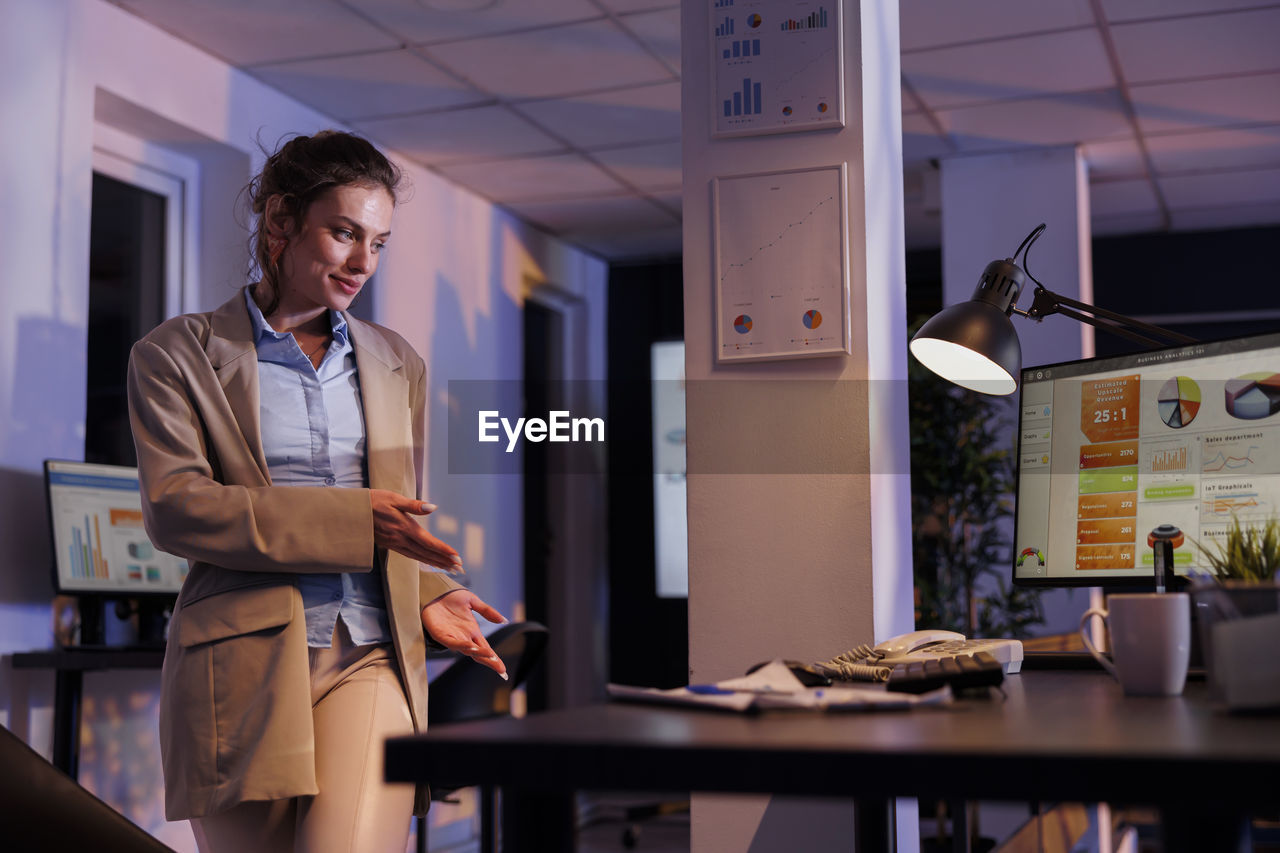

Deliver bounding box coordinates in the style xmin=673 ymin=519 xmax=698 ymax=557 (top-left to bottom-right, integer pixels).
xmin=422 ymin=590 xmax=509 ymax=679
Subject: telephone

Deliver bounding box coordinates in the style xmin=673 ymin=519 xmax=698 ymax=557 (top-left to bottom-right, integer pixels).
xmin=811 ymin=630 xmax=1024 ymax=682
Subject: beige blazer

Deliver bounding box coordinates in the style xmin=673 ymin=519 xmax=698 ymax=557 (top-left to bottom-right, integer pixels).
xmin=127 ymin=290 xmax=460 ymax=820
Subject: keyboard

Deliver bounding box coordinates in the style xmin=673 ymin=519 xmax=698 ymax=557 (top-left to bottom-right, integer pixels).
xmin=892 ymin=638 xmax=1024 ymax=674
xmin=886 ymin=651 xmax=1005 ymax=694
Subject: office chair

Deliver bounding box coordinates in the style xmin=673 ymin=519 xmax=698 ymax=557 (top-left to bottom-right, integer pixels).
xmin=415 ymin=620 xmax=549 ymax=853
xmin=0 ymin=723 xmax=175 ymax=852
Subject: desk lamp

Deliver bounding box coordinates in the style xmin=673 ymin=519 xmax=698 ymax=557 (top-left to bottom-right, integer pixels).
xmin=908 ymin=223 xmax=1196 ymax=395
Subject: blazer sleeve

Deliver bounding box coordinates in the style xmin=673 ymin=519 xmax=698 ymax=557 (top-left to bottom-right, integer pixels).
xmin=127 ymin=337 xmax=376 ymax=574
xmin=405 ymin=350 xmax=464 ymax=606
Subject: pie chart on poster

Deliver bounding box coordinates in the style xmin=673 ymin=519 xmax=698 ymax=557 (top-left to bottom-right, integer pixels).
xmin=734 ymin=314 xmax=752 ymax=334
xmin=802 ymin=310 xmax=822 ymax=329
xmin=1225 ymin=371 xmax=1280 ymax=420
xmin=1157 ymin=376 xmax=1201 ymax=429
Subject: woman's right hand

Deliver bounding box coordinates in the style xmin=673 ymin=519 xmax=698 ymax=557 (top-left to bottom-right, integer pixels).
xmin=370 ymin=489 xmax=464 ymax=573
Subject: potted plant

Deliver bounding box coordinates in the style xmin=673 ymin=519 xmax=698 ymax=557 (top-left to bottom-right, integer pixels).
xmin=1192 ymin=516 xmax=1280 ymax=710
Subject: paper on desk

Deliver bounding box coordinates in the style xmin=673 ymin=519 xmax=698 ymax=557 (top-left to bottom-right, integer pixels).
xmin=607 ymin=660 xmax=951 ymax=712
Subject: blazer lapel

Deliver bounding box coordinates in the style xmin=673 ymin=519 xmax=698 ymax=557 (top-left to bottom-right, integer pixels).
xmin=208 ymin=290 xmax=270 ymax=484
xmin=347 ymin=315 xmax=410 ymax=494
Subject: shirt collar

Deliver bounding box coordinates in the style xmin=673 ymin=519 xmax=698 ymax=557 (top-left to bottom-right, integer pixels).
xmin=243 ymin=287 xmax=349 ymax=349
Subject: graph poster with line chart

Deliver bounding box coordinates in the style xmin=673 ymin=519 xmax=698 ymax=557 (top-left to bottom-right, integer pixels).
xmin=45 ymin=459 xmax=188 ymax=594
xmin=710 ymin=0 xmax=844 ymax=137
xmin=1013 ymin=330 xmax=1280 ymax=585
xmin=713 ymin=164 xmax=849 ymax=362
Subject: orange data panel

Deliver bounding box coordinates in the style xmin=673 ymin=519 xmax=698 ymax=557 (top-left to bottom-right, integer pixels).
xmin=1079 ymin=440 xmax=1140 ymax=470
xmin=1077 ymin=518 xmax=1138 ymax=545
xmin=1081 ymin=374 xmax=1140 ymax=443
xmin=1075 ymin=544 xmax=1136 ymax=571
xmin=1077 ymin=492 xmax=1138 ymax=519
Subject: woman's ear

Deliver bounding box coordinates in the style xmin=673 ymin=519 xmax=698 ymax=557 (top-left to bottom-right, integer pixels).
xmin=263 ymin=194 xmax=295 ymax=238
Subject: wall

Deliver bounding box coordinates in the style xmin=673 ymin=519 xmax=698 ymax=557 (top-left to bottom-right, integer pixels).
xmin=0 ymin=0 xmax=605 ymax=846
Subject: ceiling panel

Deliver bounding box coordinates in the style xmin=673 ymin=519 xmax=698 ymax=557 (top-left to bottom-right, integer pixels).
xmin=617 ymin=7 xmax=682 ymax=73
xmin=590 ymin=141 xmax=682 ymax=190
xmin=1159 ymin=166 xmax=1280 ymax=209
xmin=1099 ymin=0 xmax=1271 ymax=23
xmin=940 ymin=90 xmax=1133 ymax=152
xmin=595 ymin=0 xmax=679 ymax=14
xmin=116 ymin=0 xmax=397 ymax=65
xmin=513 ymin=81 xmax=680 ymax=149
xmin=902 ymin=29 xmax=1113 ymax=111
xmin=438 ymin=153 xmax=627 ymax=201
xmin=351 ymin=0 xmax=602 ymax=46
xmin=1146 ymin=124 xmax=1280 ymax=174
xmin=1090 ymin=210 xmax=1165 ymax=236
xmin=506 ymin=193 xmax=678 ymax=234
xmin=1170 ymin=199 xmax=1280 ymax=232
xmin=1110 ymin=8 xmax=1280 ymax=84
xmin=1131 ymin=72 xmax=1280 ymax=136
xmin=1082 ymin=137 xmax=1146 ymax=180
xmin=354 ymin=105 xmax=563 ymax=165
xmin=901 ymin=113 xmax=955 ymax=166
xmin=1089 ymin=178 xmax=1160 ymax=216
xmin=900 ymin=0 xmax=1094 ymax=52
xmin=424 ymin=18 xmax=673 ymax=100
xmin=250 ymin=49 xmax=488 ymax=121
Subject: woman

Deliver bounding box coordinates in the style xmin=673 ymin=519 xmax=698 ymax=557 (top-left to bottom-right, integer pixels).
xmin=127 ymin=130 xmax=507 ymax=853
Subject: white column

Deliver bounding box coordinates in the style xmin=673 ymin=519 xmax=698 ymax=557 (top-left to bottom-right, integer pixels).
xmin=939 ymin=146 xmax=1095 ymax=368
xmin=681 ymin=1 xmax=914 ymax=849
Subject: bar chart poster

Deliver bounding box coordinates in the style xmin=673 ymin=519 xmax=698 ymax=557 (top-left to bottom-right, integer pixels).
xmin=713 ymin=164 xmax=850 ymax=362
xmin=711 ymin=0 xmax=844 ymax=137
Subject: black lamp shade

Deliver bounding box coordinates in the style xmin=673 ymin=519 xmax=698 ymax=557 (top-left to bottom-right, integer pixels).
xmin=910 ymin=300 xmax=1022 ymax=395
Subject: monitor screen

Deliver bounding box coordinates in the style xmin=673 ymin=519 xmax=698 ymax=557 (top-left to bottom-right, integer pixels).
xmin=44 ymin=459 xmax=187 ymax=595
xmin=1013 ymin=330 xmax=1280 ymax=588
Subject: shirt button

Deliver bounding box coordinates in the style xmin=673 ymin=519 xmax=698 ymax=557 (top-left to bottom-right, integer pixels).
xmin=332 ymin=593 xmax=342 ymax=601
xmin=324 ymin=476 xmax=336 ymax=486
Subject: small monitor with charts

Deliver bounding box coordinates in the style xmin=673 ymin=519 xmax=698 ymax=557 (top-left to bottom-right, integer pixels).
xmin=1013 ymin=330 xmax=1280 ymax=588
xmin=44 ymin=459 xmax=188 ymax=596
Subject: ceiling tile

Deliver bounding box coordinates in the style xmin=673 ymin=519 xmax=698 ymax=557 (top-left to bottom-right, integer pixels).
xmin=1131 ymin=73 xmax=1280 ymax=136
xmin=353 ymin=0 xmax=602 ymax=45
xmin=513 ymin=82 xmax=680 ymax=149
xmin=1110 ymin=8 xmax=1280 ymax=84
xmin=568 ymin=225 xmax=683 ymax=259
xmin=506 ymin=193 xmax=678 ymax=234
xmin=438 ymin=153 xmax=627 ymax=201
xmin=250 ymin=49 xmax=487 ymax=121
xmin=903 ymin=29 xmax=1114 ymax=111
xmin=1159 ymin=166 xmax=1280 ymax=209
xmin=1082 ymin=137 xmax=1145 ymax=180
xmin=1170 ymin=200 xmax=1280 ymax=231
xmin=617 ymin=7 xmax=682 ymax=73
xmin=423 ymin=19 xmax=673 ymax=99
xmin=115 ymin=0 xmax=397 ymax=65
xmin=940 ymin=90 xmax=1133 ymax=152
xmin=1090 ymin=210 xmax=1165 ymax=236
xmin=1147 ymin=124 xmax=1280 ymax=174
xmin=900 ymin=0 xmax=1095 ymax=52
xmin=590 ymin=141 xmax=682 ymax=190
xmin=1089 ymin=178 xmax=1159 ymax=216
xmin=1100 ymin=0 xmax=1267 ymax=23
xmin=901 ymin=112 xmax=955 ymax=166
xmin=354 ymin=105 xmax=563 ymax=165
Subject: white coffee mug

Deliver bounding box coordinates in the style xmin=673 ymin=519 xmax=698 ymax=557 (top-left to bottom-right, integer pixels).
xmin=1080 ymin=592 xmax=1191 ymax=696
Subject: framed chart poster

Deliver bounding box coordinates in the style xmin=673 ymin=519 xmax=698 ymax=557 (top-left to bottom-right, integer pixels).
xmin=713 ymin=164 xmax=850 ymax=363
xmin=710 ymin=0 xmax=844 ymax=138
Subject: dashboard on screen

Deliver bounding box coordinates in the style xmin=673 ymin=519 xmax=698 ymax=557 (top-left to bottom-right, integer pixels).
xmin=1013 ymin=331 xmax=1280 ymax=588
xmin=45 ymin=459 xmax=188 ymax=595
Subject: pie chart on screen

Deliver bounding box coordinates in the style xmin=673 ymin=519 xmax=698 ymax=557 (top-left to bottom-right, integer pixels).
xmin=1225 ymin=372 xmax=1280 ymax=420
xmin=1157 ymin=376 xmax=1200 ymax=429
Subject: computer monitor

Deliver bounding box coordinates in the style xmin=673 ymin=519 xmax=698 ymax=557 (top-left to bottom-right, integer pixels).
xmin=44 ymin=459 xmax=188 ymax=596
xmin=1013 ymin=330 xmax=1280 ymax=588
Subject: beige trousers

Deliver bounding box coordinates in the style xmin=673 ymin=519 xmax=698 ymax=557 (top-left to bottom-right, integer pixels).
xmin=191 ymin=620 xmax=416 ymax=853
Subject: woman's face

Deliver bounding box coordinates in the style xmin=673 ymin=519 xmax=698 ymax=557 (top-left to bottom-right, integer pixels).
xmin=273 ymin=182 xmax=394 ymax=320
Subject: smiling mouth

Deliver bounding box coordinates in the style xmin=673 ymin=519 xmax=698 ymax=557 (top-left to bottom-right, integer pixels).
xmin=332 ymin=276 xmax=361 ymax=294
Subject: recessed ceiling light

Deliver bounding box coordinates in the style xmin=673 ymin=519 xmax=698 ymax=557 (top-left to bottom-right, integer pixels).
xmin=418 ymin=0 xmax=501 ymax=10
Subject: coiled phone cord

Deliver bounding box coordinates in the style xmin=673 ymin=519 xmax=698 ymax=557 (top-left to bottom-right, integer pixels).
xmin=812 ymin=644 xmax=893 ymax=683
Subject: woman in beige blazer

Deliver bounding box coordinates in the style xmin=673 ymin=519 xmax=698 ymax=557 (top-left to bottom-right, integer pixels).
xmin=127 ymin=131 xmax=506 ymax=853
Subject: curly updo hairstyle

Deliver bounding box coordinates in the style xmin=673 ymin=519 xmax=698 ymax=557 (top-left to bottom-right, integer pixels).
xmin=246 ymin=130 xmax=403 ymax=316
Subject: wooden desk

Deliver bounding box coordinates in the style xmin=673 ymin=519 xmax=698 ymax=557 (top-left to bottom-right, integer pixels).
xmin=386 ymin=671 xmax=1279 ymax=851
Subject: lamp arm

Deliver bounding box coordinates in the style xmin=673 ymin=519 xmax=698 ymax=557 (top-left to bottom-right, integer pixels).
xmin=1021 ymin=286 xmax=1197 ymax=347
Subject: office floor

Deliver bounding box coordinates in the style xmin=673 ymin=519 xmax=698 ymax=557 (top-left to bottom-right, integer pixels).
xmin=576 ymin=793 xmax=691 ymax=853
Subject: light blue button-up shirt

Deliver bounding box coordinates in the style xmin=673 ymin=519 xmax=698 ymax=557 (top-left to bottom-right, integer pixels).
xmin=245 ymin=289 xmax=391 ymax=647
